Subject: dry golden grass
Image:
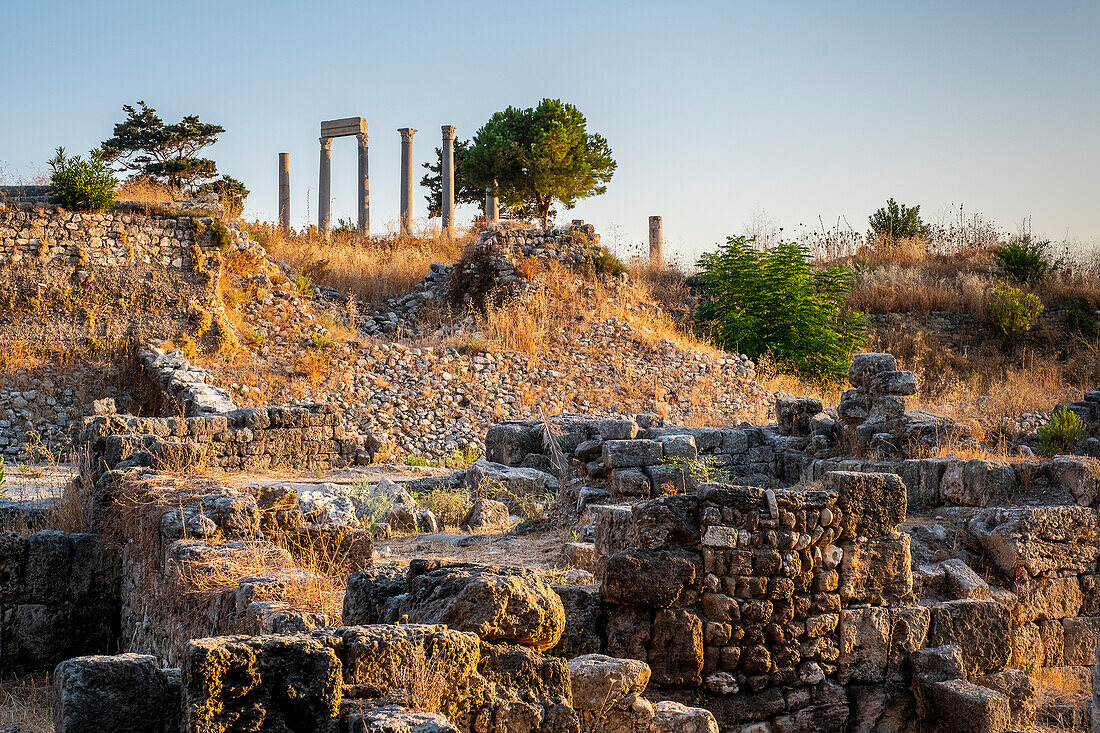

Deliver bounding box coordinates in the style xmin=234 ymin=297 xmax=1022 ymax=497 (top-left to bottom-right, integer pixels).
xmin=1032 ymin=667 xmax=1091 ymax=731
xmin=116 ymin=177 xmax=181 ymax=204
xmin=245 ymin=221 xmax=468 ymax=306
xmin=0 ymin=674 xmax=51 ymax=733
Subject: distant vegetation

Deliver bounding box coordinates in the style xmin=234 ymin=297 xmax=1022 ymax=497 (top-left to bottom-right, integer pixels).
xmin=694 ymin=236 xmax=867 ymax=384
xmin=48 ymin=147 xmax=117 ymax=213
xmin=868 ymin=198 xmax=929 ymax=241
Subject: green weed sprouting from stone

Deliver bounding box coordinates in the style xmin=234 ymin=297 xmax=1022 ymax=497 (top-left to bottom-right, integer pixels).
xmin=663 ymin=454 xmax=732 ymax=485
xmin=1038 ymin=407 xmax=1087 ymax=456
xmin=293 ymin=270 xmax=313 ymax=296
xmin=310 ymin=332 xmax=335 ymax=350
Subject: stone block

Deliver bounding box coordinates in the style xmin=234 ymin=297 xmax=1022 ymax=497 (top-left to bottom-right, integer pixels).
xmin=941 ymin=558 xmax=989 ymax=600
xmin=631 ymin=495 xmax=700 ymax=551
xmin=1049 ymin=455 xmax=1100 ymax=506
xmin=925 ymin=679 xmax=1011 ymax=733
xmin=343 ymin=566 xmax=407 ymax=626
xmin=649 ymin=609 xmax=704 ymax=686
xmin=1061 ymin=616 xmax=1100 ymax=666
xmin=484 ymin=421 xmax=543 ymax=466
xmin=562 ymin=542 xmax=598 ymax=574
xmin=839 ymin=532 xmax=912 ymax=605
xmin=940 ymin=459 xmax=1017 ymax=507
xmin=599 ymin=549 xmax=701 ymax=608
xmin=603 ymin=604 xmax=651 ymax=662
xmin=657 ymin=434 xmax=698 ymax=460
xmin=601 ymin=440 xmax=663 ymax=468
xmin=968 ymin=505 xmax=1098 ymax=579
xmin=592 ymin=505 xmax=635 ymax=558
xmin=612 ymin=468 xmax=652 ymax=498
xmin=333 ymin=624 xmax=479 ymax=698
xmin=598 ymin=417 xmax=639 ymax=441
xmin=52 ymin=653 xmax=177 ymax=733
xmin=973 ymin=669 xmax=1036 ymax=731
xmin=650 ymin=701 xmax=718 ymax=733
xmin=550 ymin=585 xmax=601 ymax=657
xmin=775 ymin=394 xmax=824 ymax=437
xmin=848 ymin=353 xmax=898 ymax=389
xmin=1010 ymin=574 xmax=1082 ymax=623
xmin=927 ymin=599 xmax=1012 ymax=675
xmin=567 ymin=653 xmax=650 ymax=711
xmin=645 ymin=463 xmax=689 ymax=496
xmin=396 ymin=562 xmax=565 ymax=650
xmin=459 ymin=498 xmax=511 ymax=532
xmin=345 ymin=703 xmax=458 ymax=733
xmin=827 ymin=471 xmax=906 ymax=539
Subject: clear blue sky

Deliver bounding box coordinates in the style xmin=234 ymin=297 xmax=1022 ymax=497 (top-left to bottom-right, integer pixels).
xmin=2 ymin=0 xmax=1097 ymax=263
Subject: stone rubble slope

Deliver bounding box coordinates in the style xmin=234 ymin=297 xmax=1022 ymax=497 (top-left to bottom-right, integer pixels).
xmin=197 ymin=222 xmax=769 ymax=459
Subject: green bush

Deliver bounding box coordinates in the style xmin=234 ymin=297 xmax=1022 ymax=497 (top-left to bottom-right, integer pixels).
xmin=993 ymin=234 xmax=1059 ymax=285
xmin=1038 ymin=407 xmax=1087 ymax=455
xmin=48 ymin=147 xmax=117 ymax=212
xmin=988 ymin=281 xmax=1043 ymax=345
xmin=868 ymin=198 xmax=928 ymax=241
xmin=695 ymin=236 xmax=867 ymax=384
xmin=589 ymin=246 xmax=627 ymax=277
xmin=1062 ymin=297 xmax=1098 ymax=339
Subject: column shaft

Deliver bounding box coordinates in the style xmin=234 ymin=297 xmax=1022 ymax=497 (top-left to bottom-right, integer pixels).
xmin=485 ymin=180 xmax=499 ymax=225
xmin=441 ymin=125 xmax=456 ymax=237
xmin=649 ymin=216 xmax=664 ymax=265
xmin=278 ymin=153 xmax=290 ymax=230
xmin=357 ymin=132 xmax=370 ymax=237
xmin=318 ymin=137 xmax=332 ymax=235
xmin=398 ymin=128 xmax=417 ymax=237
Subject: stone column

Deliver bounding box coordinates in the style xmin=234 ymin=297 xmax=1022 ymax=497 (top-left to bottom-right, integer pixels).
xmin=485 ymin=180 xmax=499 ymax=225
xmin=398 ymin=127 xmax=417 ymax=237
xmin=318 ymin=137 xmax=332 ymax=235
xmin=441 ymin=125 xmax=456 ymax=237
xmin=356 ymin=131 xmax=370 ymax=237
xmin=649 ymin=216 xmax=664 ymax=265
xmin=278 ymin=153 xmax=290 ymax=230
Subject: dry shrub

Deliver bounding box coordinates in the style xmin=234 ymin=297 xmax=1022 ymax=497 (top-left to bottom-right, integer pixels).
xmin=381 ymin=652 xmax=450 ymax=713
xmin=0 ymin=674 xmax=51 ymax=733
xmin=417 ymin=488 xmax=472 ymax=528
xmin=116 ymin=177 xmax=181 ymax=205
xmin=245 ymin=221 xmax=467 ymax=306
xmin=1032 ymin=667 xmax=1091 ymax=730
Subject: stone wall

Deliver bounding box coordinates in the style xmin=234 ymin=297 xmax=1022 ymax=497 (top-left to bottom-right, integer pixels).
xmin=0 ymin=530 xmax=119 ymax=673
xmin=0 ymin=203 xmax=235 ymax=457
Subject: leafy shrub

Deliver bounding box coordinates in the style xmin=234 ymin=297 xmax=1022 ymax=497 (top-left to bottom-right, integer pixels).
xmin=1038 ymin=407 xmax=1087 ymax=455
xmin=695 ymin=236 xmax=867 ymax=384
xmin=589 ymin=246 xmax=627 ymax=277
xmin=993 ymin=234 xmax=1059 ymax=284
xmin=48 ymin=147 xmax=117 ymax=212
xmin=1062 ymin=297 xmax=1098 ymax=339
xmin=868 ymin=198 xmax=928 ymax=241
xmin=197 ymin=175 xmax=249 ymax=219
xmin=988 ymin=282 xmax=1043 ymax=345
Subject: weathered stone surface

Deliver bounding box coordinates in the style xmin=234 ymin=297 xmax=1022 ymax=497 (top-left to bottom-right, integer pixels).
xmin=925 ymin=679 xmax=1010 ymax=733
xmin=827 ymin=471 xmax=906 ymax=540
xmin=332 ymin=624 xmax=479 ymax=699
xmin=845 ymin=683 xmax=917 ymax=733
xmin=563 ymin=542 xmax=598 ymax=574
xmin=52 ymin=653 xmax=178 ymax=733
xmin=968 ymin=505 xmax=1099 ymax=578
xmin=603 ymin=605 xmax=651 ymax=663
xmin=838 ymin=606 xmax=928 ymax=685
xmin=1062 ymin=616 xmax=1100 ymax=666
xmin=848 ymin=353 xmax=898 ymax=389
xmin=1010 ymin=574 xmax=1082 ymax=623
xmin=612 ymin=468 xmax=652 ymax=498
xmin=484 ymin=422 xmax=544 ymax=467
xmin=648 ymin=609 xmax=704 ymax=686
xmin=974 ymin=669 xmax=1036 ymax=731
xmin=397 ymin=562 xmax=565 ymax=650
xmin=345 ymin=702 xmax=459 ymax=733
xmin=598 ymin=418 xmax=639 ymax=441
xmin=550 ymin=585 xmax=601 ymax=657
xmin=839 ymin=532 xmax=912 ymax=605
xmin=600 ymin=549 xmax=701 ymax=608
xmin=182 ymin=634 xmax=342 ymax=733
xmin=459 ymin=498 xmax=511 ymax=532
xmin=593 ymin=505 xmax=636 ymax=559
xmin=631 ymin=495 xmax=700 ymax=551
xmin=649 ymin=700 xmax=718 ymax=733
xmin=465 ymin=458 xmax=559 ymax=496
xmin=940 ymin=558 xmax=990 ymax=600
xmin=775 ymin=394 xmax=824 ymax=437
xmin=477 ymin=640 xmax=571 ymax=704
xmin=567 ymin=654 xmax=650 ymax=712
xmin=1049 ymin=455 xmax=1100 ymax=506
xmin=601 ymin=440 xmax=663 ymax=469
xmin=939 ymin=459 xmax=1017 ymax=507
xmin=927 ymin=599 xmax=1012 ymax=675
xmin=343 ymin=566 xmax=408 ymax=626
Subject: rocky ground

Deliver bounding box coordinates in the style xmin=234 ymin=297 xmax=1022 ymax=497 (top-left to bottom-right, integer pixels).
xmin=186 ymin=229 xmax=769 ymax=460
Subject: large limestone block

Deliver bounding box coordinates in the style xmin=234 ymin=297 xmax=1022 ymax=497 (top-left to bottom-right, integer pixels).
xmin=926 ymin=679 xmax=1011 ymax=733
xmin=601 ymin=440 xmax=663 ymax=469
xmin=600 ymin=549 xmax=702 ymax=608
xmin=477 ymin=641 xmax=571 ymax=704
xmin=551 ymin=585 xmax=602 ymax=657
xmin=844 ymin=683 xmax=918 ymax=733
xmin=465 ymin=458 xmax=559 ymax=496
xmin=332 ymin=625 xmax=479 ymax=699
xmin=1049 ymin=455 xmax=1100 ymax=507
xmin=183 ymin=634 xmax=342 ymax=733
xmin=1010 ymin=574 xmax=1082 ymax=623
xmin=484 ymin=421 xmax=544 ymax=466
xmin=648 ymin=609 xmax=704 ymax=686
xmin=649 ymin=700 xmax=718 ymax=733
xmin=345 ymin=702 xmax=459 ymax=733
xmin=848 ymin=353 xmax=898 ymax=389
xmin=974 ymin=669 xmax=1036 ymax=731
xmin=567 ymin=654 xmax=650 ymax=712
xmin=397 ymin=562 xmax=565 ymax=650
xmin=827 ymin=471 xmax=906 ymax=539
xmin=927 ymin=599 xmax=1012 ymax=675
xmin=631 ymin=495 xmax=701 ymax=551
xmin=343 ymin=566 xmax=407 ymax=625
xmin=53 ymin=653 xmax=178 ymax=733
xmin=939 ymin=459 xmax=1017 ymax=507
xmin=838 ymin=606 xmax=929 ymax=684
xmin=603 ymin=605 xmax=652 ymax=663
xmin=839 ymin=532 xmax=912 ymax=605
xmin=968 ymin=505 xmax=1099 ymax=579
xmin=592 ymin=505 xmax=636 ymax=558
xmin=1062 ymin=616 xmax=1100 ymax=666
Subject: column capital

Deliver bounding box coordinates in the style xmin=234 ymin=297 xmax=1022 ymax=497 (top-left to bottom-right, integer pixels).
xmin=441 ymin=125 xmax=456 ymax=140
xmin=319 ymin=136 xmax=333 ymax=150
xmin=355 ymin=132 xmax=369 ymax=147
xmin=398 ymin=127 xmax=418 ymax=141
